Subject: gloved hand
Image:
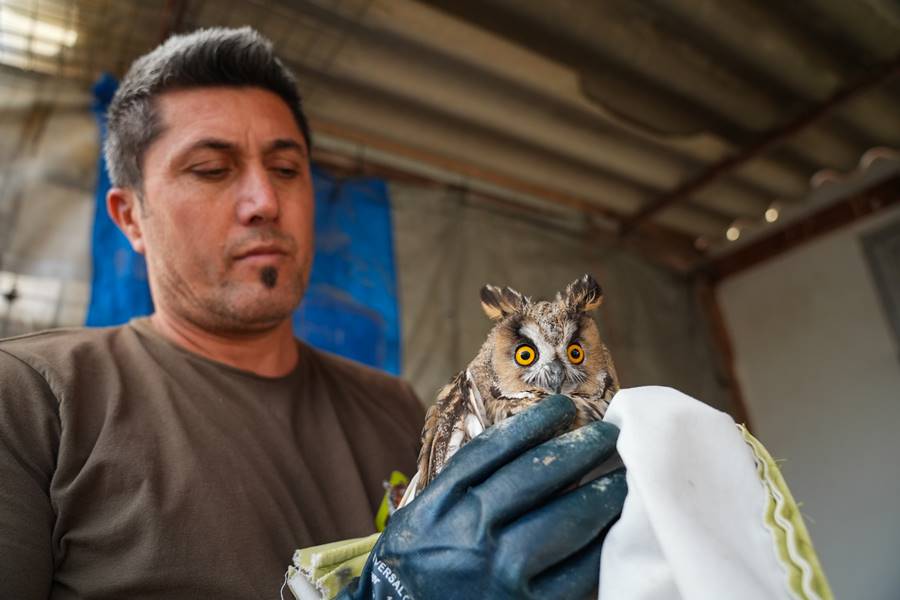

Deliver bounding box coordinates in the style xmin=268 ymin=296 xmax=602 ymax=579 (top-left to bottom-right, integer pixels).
xmin=337 ymin=394 xmax=627 ymax=600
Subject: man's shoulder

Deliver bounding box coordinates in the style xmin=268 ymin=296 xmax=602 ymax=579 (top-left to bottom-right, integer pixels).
xmin=0 ymin=324 xmax=134 ymax=378
xmin=1 ymin=324 xmax=125 ymax=354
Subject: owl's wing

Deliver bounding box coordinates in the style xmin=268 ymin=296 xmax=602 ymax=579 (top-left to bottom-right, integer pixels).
xmin=600 ymin=343 xmax=620 ymax=399
xmin=416 ymin=369 xmax=487 ymax=493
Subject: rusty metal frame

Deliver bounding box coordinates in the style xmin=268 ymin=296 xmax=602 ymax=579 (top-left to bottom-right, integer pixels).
xmin=706 ymin=173 xmax=900 ymax=282
xmin=621 ymin=55 xmax=900 ymax=234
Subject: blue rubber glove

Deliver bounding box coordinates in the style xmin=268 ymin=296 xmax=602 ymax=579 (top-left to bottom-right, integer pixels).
xmin=338 ymin=394 xmax=627 ymax=600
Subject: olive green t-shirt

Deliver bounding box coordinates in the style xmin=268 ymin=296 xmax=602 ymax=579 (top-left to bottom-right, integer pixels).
xmin=0 ymin=318 xmax=424 ymax=599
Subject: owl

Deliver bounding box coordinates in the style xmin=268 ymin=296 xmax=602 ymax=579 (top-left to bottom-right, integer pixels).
xmin=409 ymin=274 xmax=619 ymax=498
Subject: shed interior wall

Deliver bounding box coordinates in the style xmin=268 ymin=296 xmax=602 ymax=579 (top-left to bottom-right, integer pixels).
xmin=718 ymin=206 xmax=900 ymax=600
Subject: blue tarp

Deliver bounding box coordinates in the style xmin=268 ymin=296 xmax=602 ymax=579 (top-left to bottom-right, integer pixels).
xmin=85 ymin=74 xmax=155 ymax=325
xmin=295 ymin=170 xmax=401 ymax=374
xmin=86 ymin=76 xmax=401 ymax=374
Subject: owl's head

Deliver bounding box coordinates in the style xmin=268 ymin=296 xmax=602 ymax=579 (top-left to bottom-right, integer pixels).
xmin=479 ymin=274 xmax=617 ymax=397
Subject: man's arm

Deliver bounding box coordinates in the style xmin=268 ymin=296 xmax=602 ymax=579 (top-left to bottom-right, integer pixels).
xmin=0 ymin=349 xmax=59 ymax=599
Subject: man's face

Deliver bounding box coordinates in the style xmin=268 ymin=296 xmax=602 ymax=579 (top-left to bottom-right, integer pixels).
xmin=135 ymin=86 xmax=314 ymax=334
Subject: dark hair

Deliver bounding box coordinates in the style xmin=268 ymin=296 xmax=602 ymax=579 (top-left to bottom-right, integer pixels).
xmin=104 ymin=26 xmax=311 ymax=190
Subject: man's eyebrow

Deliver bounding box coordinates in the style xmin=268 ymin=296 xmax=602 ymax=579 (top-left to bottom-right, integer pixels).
xmin=264 ymin=138 xmax=307 ymax=158
xmin=175 ymin=138 xmax=307 ymax=160
xmin=179 ymin=138 xmax=238 ymax=156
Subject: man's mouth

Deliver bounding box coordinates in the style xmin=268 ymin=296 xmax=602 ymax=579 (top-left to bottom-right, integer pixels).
xmin=234 ymin=244 xmax=290 ymax=261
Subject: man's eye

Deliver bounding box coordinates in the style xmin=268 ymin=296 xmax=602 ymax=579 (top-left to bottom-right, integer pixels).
xmin=271 ymin=166 xmax=299 ymax=179
xmin=191 ymin=168 xmax=230 ymax=180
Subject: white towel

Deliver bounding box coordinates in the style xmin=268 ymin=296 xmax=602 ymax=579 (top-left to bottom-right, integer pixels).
xmin=599 ymin=386 xmax=832 ymax=600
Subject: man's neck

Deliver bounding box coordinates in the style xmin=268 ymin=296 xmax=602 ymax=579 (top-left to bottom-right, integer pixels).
xmin=149 ymin=311 xmax=299 ymax=378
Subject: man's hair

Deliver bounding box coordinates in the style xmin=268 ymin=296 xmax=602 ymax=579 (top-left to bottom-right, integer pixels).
xmin=104 ymin=26 xmax=311 ymax=190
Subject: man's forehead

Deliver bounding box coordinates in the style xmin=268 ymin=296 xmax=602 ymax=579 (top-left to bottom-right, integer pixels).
xmin=154 ymin=86 xmax=305 ymax=152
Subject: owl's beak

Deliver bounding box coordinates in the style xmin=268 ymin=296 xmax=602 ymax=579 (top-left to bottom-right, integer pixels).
xmin=547 ymin=360 xmax=566 ymax=393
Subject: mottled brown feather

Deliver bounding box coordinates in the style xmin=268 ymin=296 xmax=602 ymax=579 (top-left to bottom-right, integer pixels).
xmin=416 ymin=372 xmax=470 ymax=490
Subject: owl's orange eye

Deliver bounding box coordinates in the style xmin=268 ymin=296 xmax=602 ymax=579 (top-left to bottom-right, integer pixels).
xmin=514 ymin=344 xmax=537 ymax=366
xmin=567 ymin=343 xmax=585 ymax=364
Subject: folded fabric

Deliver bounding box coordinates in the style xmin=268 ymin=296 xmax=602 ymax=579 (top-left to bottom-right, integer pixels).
xmin=599 ymin=386 xmax=832 ymax=600
xmin=283 ymin=533 xmax=380 ymax=600
xmin=283 ymin=387 xmax=833 ymax=600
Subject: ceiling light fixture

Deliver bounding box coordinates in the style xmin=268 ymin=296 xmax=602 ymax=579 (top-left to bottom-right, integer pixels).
xmin=725 ymin=225 xmax=740 ymax=242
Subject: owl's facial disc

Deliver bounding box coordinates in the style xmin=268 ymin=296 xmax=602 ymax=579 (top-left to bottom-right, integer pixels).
xmin=514 ymin=324 xmax=576 ymax=392
xmin=489 ymin=293 xmax=614 ymax=399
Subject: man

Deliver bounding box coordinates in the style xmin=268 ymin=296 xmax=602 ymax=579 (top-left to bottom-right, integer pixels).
xmin=0 ymin=28 xmax=624 ymax=599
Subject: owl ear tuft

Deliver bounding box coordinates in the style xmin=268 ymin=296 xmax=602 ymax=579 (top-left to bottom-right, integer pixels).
xmin=480 ymin=284 xmax=525 ymax=320
xmin=564 ymin=273 xmax=604 ymax=312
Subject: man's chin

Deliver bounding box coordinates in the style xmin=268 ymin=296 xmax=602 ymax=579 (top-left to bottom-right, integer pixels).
xmin=235 ymin=305 xmax=294 ymax=327
xmin=203 ymin=306 xmax=294 ymax=336
xmin=204 ymin=288 xmax=305 ymax=335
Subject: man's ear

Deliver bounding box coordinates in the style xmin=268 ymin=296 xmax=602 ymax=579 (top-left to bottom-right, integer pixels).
xmin=107 ymin=187 xmax=146 ymax=255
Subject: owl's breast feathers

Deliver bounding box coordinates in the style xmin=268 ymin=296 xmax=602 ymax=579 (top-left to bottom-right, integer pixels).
xmin=485 ymin=390 xmax=610 ymax=429
xmin=415 ymin=370 xmax=613 ymax=493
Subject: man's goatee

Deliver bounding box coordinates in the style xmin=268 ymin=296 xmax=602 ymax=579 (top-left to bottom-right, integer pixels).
xmin=260 ymin=266 xmax=278 ymax=289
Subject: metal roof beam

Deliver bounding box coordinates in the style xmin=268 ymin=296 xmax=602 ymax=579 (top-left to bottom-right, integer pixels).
xmin=620 ymin=55 xmax=900 ymax=234
xmin=704 ymin=173 xmax=900 ymax=282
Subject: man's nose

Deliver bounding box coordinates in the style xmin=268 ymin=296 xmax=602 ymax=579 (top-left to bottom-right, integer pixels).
xmin=236 ymin=164 xmax=279 ymax=225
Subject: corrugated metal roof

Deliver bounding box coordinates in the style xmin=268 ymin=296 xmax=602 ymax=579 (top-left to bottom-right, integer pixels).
xmin=1 ymin=0 xmax=898 ymax=265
